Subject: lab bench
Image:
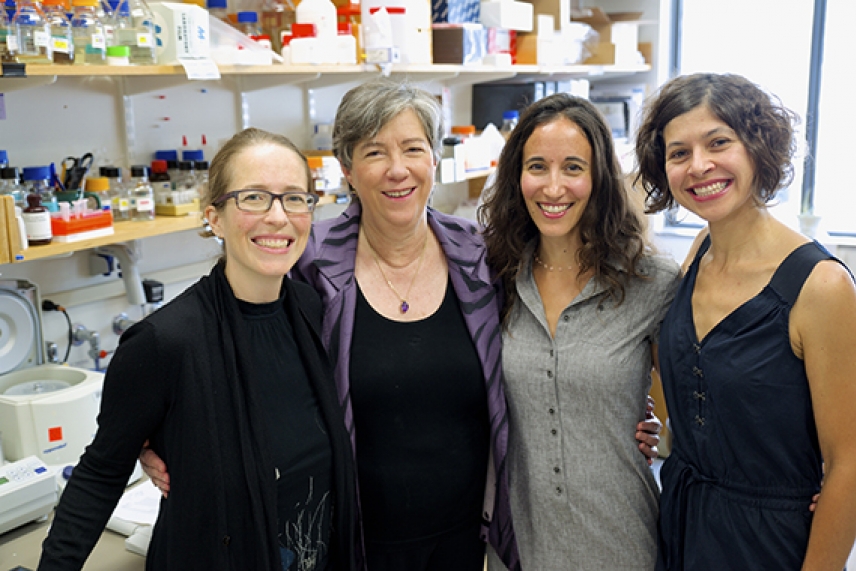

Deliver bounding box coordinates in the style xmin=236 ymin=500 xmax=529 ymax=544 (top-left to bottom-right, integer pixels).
xmin=0 ymin=512 xmax=144 ymax=571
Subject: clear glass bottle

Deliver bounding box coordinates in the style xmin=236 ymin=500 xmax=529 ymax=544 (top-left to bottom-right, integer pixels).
xmin=0 ymin=166 xmax=25 ymax=207
xmin=206 ymin=0 xmax=228 ymax=23
xmin=110 ymin=0 xmax=154 ymax=64
xmin=175 ymin=160 xmax=196 ymax=202
xmin=99 ymin=165 xmax=130 ymax=220
xmin=71 ymin=0 xmax=105 ymax=64
xmin=21 ymin=165 xmax=58 ymax=212
xmin=42 ymin=0 xmax=73 ymax=64
xmin=129 ymin=164 xmax=154 ymax=221
xmin=500 ymin=110 xmax=519 ymax=139
xmin=0 ymin=1 xmax=18 ymax=62
xmin=13 ymin=0 xmax=53 ymax=64
xmin=194 ymin=160 xmax=208 ymax=198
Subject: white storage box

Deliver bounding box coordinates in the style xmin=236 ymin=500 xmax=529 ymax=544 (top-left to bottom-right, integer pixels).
xmin=479 ymin=1 xmax=532 ymax=32
xmin=150 ymin=2 xmax=210 ymax=63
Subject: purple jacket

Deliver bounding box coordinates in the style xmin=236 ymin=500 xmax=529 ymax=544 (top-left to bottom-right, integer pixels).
xmin=292 ymin=201 xmax=520 ymax=570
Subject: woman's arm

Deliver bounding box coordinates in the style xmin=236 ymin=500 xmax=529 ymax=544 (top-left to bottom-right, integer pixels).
xmin=795 ymin=260 xmax=856 ymax=570
xmin=40 ymin=322 xmax=171 ymax=570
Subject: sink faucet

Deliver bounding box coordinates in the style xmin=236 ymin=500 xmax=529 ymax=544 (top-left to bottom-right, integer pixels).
xmin=72 ymin=324 xmax=108 ymax=371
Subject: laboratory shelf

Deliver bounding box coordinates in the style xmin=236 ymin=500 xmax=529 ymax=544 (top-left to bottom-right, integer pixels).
xmin=7 ymin=61 xmax=650 ymax=82
xmin=11 ymin=215 xmax=202 ymax=264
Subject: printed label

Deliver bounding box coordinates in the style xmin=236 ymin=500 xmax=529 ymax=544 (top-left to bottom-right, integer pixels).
xmin=22 ymin=211 xmax=52 ymax=240
xmin=6 ymin=35 xmax=19 ymax=51
xmin=118 ymin=198 xmax=131 ymax=212
xmin=136 ymin=198 xmax=154 ymax=212
xmin=52 ymin=37 xmax=71 ymax=53
xmin=34 ymin=30 xmax=49 ymax=47
xmin=91 ymin=33 xmax=106 ymax=49
xmin=137 ymin=32 xmax=153 ymax=47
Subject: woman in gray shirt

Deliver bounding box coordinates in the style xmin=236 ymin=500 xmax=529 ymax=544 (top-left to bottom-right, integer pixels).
xmin=480 ymin=94 xmax=680 ymax=570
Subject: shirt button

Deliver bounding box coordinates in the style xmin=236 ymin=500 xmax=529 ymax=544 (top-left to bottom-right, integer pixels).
xmin=550 ymin=349 xmax=554 ymax=357
xmin=547 ymin=370 xmax=553 ymax=378
xmin=563 ymin=315 xmax=570 ymax=322
xmin=556 ymin=487 xmax=563 ymax=495
xmin=551 ymin=429 xmax=557 ymax=435
xmin=693 ymin=366 xmax=704 ymax=378
xmin=553 ymin=466 xmax=561 ymax=474
xmin=695 ymin=415 xmax=705 ymax=426
xmin=548 ymin=408 xmax=555 ymax=414
xmin=222 ymin=535 xmax=231 ymax=546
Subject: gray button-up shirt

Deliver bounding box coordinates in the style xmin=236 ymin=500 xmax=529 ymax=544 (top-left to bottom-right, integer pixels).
xmin=496 ymin=246 xmax=680 ymax=571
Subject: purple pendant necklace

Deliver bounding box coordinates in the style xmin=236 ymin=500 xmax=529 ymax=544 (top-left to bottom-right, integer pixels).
xmin=366 ymin=232 xmax=429 ymax=314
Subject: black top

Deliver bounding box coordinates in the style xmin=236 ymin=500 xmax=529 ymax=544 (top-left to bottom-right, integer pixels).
xmin=350 ymin=279 xmax=489 ymax=544
xmin=37 ymin=266 xmax=358 ymax=571
xmin=238 ymin=297 xmax=333 ymax=570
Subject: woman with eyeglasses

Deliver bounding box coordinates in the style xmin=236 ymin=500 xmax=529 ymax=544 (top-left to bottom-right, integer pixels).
xmin=38 ymin=128 xmax=357 ymax=571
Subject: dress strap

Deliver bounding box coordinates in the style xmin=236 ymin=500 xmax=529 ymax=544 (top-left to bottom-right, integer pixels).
xmin=689 ymin=234 xmax=711 ymax=271
xmin=768 ymin=240 xmax=841 ymax=307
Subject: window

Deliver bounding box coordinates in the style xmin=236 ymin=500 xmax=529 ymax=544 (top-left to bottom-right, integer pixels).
xmin=667 ymin=0 xmax=840 ymax=233
xmin=811 ymin=0 xmax=856 ymax=236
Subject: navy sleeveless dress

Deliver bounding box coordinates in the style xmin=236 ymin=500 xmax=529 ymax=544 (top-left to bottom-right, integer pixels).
xmin=656 ymin=237 xmax=841 ymax=570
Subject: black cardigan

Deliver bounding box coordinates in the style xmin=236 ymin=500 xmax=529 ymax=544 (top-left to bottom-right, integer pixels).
xmin=38 ymin=263 xmax=357 ymax=571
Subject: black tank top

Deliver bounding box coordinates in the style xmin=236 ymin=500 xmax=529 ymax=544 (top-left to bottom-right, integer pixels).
xmin=350 ymin=278 xmax=490 ymax=544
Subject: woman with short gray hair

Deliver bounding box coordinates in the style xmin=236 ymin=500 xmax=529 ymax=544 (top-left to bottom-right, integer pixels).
xmin=295 ymin=77 xmax=519 ymax=571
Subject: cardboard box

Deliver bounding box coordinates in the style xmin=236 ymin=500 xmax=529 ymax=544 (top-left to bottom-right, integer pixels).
xmin=574 ymin=8 xmax=643 ymax=65
xmin=431 ymin=0 xmax=479 ymax=24
xmin=431 ymin=24 xmax=486 ymax=64
xmin=150 ymin=2 xmax=210 ymax=64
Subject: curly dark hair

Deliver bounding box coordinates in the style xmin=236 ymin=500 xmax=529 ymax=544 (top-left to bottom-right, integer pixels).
xmin=478 ymin=93 xmax=647 ymax=328
xmin=634 ymin=73 xmax=798 ymax=213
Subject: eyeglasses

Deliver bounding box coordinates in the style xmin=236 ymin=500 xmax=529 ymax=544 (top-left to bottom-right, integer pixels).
xmin=213 ymin=189 xmax=318 ymax=214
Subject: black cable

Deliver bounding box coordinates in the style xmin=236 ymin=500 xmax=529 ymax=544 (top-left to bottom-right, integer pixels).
xmin=41 ymin=299 xmax=74 ymax=364
xmin=60 ymin=308 xmax=72 ymax=364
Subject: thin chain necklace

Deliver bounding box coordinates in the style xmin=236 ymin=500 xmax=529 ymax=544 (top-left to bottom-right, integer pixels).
xmin=533 ymin=252 xmax=577 ymax=272
xmin=365 ymin=233 xmax=429 ymax=314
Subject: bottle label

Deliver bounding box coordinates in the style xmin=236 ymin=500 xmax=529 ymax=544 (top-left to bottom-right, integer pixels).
xmin=22 ymin=211 xmax=52 ymax=240
xmin=105 ymin=26 xmax=114 ymax=44
xmin=6 ymin=35 xmax=19 ymax=51
xmin=117 ymin=198 xmax=130 ymax=212
xmin=137 ymin=32 xmax=153 ymax=47
xmin=153 ymin=181 xmax=171 ymax=193
xmin=52 ymin=37 xmax=71 ymax=53
xmin=34 ymin=31 xmax=49 ymax=47
xmin=136 ymin=197 xmax=154 ymax=212
xmin=91 ymin=33 xmax=106 ymax=49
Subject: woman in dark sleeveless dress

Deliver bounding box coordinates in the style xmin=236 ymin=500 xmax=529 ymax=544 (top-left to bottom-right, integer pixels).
xmin=635 ymin=73 xmax=856 ymax=570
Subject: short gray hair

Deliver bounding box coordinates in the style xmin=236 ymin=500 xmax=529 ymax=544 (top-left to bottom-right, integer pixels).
xmin=332 ymin=78 xmax=444 ymax=174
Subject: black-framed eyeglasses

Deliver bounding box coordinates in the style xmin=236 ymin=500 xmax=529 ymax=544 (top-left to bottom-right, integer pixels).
xmin=213 ymin=189 xmax=318 ymax=214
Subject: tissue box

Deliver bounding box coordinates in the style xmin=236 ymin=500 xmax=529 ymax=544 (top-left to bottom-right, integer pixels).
xmin=150 ymin=2 xmax=210 ymax=63
xmin=432 ymin=0 xmax=479 ymax=24
xmin=432 ymin=24 xmax=486 ymax=64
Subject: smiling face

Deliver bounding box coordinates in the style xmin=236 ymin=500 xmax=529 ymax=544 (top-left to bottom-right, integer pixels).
xmin=204 ymin=143 xmax=311 ymax=303
xmin=663 ymin=105 xmax=757 ymax=224
xmin=520 ymin=117 xmax=593 ymax=246
xmin=341 ymin=108 xmax=436 ymax=232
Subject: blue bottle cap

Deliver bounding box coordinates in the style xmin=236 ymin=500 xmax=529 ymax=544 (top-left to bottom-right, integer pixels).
xmin=21 ymin=165 xmax=52 ymax=181
xmin=207 ymin=0 xmax=227 ymax=9
xmin=237 ymin=10 xmax=257 ymax=23
xmin=154 ymin=149 xmax=178 ymax=161
xmin=502 ymin=110 xmax=519 ymax=121
xmin=0 ymin=150 xmax=7 ymax=164
xmin=182 ymin=149 xmax=204 ymax=161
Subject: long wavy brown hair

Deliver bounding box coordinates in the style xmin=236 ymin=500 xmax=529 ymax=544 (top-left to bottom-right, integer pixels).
xmin=479 ymin=93 xmax=648 ymax=328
